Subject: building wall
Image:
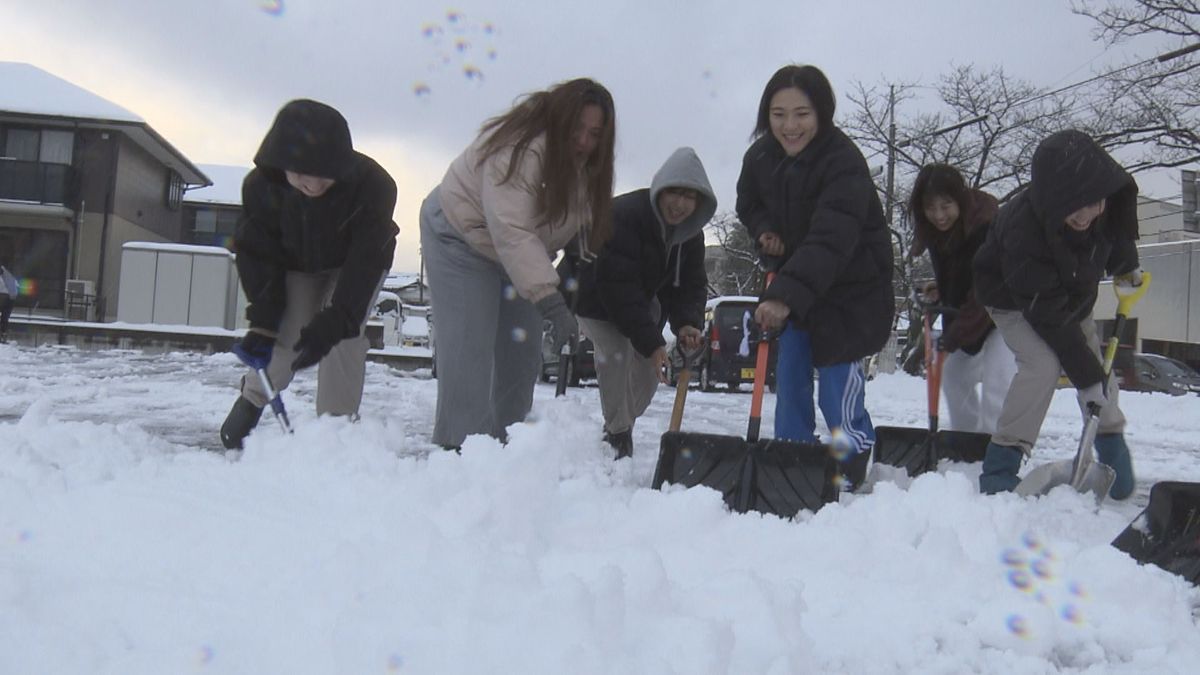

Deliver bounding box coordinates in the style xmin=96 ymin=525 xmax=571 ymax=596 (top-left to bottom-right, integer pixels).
xmin=112 ymin=136 xmax=184 ymax=241
xmin=96 ymin=215 xmax=172 ymax=320
xmin=1094 ymin=240 xmax=1200 ymax=349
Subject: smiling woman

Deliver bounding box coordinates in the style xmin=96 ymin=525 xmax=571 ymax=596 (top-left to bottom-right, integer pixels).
xmin=734 ymin=64 xmax=894 ymax=491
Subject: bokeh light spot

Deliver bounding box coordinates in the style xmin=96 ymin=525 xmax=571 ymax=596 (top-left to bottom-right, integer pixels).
xmin=1060 ymin=603 xmax=1083 ymax=624
xmin=1001 ymin=548 xmax=1025 ymax=566
xmin=511 ymin=327 xmax=527 ymax=343
xmin=198 ymin=645 xmax=215 ymax=665
xmin=258 ymin=0 xmax=284 ymax=16
xmin=502 ymin=285 xmax=517 ymax=301
xmin=1008 ymin=569 xmax=1033 ymax=591
xmin=1006 ymin=614 xmax=1029 ymax=637
xmin=1031 ymin=557 xmax=1054 ymax=580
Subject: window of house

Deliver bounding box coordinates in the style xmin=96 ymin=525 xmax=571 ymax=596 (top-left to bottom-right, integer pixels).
xmin=3 ymin=129 xmax=39 ymax=161
xmin=194 ymin=209 xmax=217 ymax=233
xmin=39 ymin=130 xmax=74 ymax=164
xmin=165 ymin=170 xmax=184 ymax=210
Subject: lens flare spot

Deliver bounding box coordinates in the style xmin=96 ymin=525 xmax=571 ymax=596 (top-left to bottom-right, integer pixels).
xmin=562 ymin=276 xmax=579 ymax=293
xmin=510 ymin=327 xmax=527 ymax=343
xmin=1060 ymin=603 xmax=1083 ymax=624
xmin=258 ymin=0 xmax=284 ymax=16
xmin=455 ymin=38 xmax=470 ymax=52
xmin=1022 ymin=531 xmax=1042 ymax=551
xmin=446 ymin=9 xmax=463 ymax=24
xmin=1008 ymin=569 xmax=1033 ymax=591
xmin=1006 ymin=615 xmax=1029 ymax=638
xmin=1031 ymin=558 xmax=1054 ymax=580
xmin=421 ymin=23 xmax=442 ymax=38
xmin=463 ymin=65 xmax=484 ymax=80
xmin=413 ymin=82 xmax=432 ymax=97
xmin=387 ymin=653 xmax=405 ymax=671
xmin=680 ymin=447 xmax=694 ymax=460
xmin=487 ymin=48 xmax=498 ymax=60
xmin=1068 ymin=581 xmax=1087 ymax=598
xmin=1001 ymin=548 xmax=1026 ymax=567
xmin=198 ymin=645 xmax=215 ymax=664
xmin=502 ymin=285 xmax=517 ymax=301
xmin=17 ymin=529 xmax=32 ymax=543
xmin=829 ymin=427 xmax=854 ymax=461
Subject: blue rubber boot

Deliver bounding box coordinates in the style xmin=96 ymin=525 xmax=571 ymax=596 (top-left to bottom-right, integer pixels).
xmin=1094 ymin=433 xmax=1135 ymax=500
xmin=979 ymin=443 xmax=1023 ymax=494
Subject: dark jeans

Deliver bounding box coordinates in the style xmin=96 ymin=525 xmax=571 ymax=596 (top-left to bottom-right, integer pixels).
xmin=0 ymin=294 xmax=13 ymax=334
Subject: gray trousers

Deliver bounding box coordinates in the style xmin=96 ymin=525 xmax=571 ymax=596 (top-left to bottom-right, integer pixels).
xmin=987 ymin=307 xmax=1126 ymax=453
xmin=420 ymin=189 xmax=544 ymax=447
xmin=578 ymin=315 xmax=662 ymax=435
xmin=240 ymin=269 xmax=380 ymax=416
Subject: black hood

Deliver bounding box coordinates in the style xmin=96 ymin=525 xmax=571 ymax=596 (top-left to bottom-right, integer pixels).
xmin=1028 ymin=129 xmax=1138 ymax=239
xmin=253 ymin=99 xmax=360 ymax=181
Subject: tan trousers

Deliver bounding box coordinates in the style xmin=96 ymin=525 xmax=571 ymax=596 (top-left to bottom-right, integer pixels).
xmin=578 ymin=315 xmax=662 ymax=435
xmin=240 ymin=269 xmax=381 ymax=416
xmin=987 ymin=307 xmax=1125 ymax=453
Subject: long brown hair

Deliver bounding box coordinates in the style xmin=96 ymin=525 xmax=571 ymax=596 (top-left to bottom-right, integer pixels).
xmin=908 ymin=163 xmax=973 ymax=256
xmin=476 ymin=78 xmax=616 ymax=252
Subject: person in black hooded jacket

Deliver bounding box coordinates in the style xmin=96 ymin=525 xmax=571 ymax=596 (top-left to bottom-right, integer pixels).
xmin=735 ymin=65 xmax=894 ymax=490
xmin=973 ymin=129 xmax=1143 ymax=498
xmin=219 ymin=99 xmax=399 ymax=450
xmin=568 ymin=147 xmax=716 ymax=459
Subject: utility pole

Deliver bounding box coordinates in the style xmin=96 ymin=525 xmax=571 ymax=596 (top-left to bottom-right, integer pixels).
xmin=885 ymin=85 xmax=896 ymax=227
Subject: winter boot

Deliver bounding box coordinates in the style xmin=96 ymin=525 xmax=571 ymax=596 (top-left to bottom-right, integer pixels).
xmin=220 ymin=396 xmax=264 ymax=450
xmin=979 ymin=442 xmax=1023 ymax=494
xmin=604 ymin=429 xmax=633 ymax=460
xmin=1094 ymin=433 xmax=1136 ymax=501
xmin=838 ymin=449 xmax=871 ymax=493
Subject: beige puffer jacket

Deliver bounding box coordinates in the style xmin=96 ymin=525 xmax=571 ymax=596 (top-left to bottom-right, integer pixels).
xmin=438 ymin=133 xmax=591 ymax=303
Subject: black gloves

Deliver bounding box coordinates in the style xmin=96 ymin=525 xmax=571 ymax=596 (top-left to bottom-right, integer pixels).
xmin=292 ymin=307 xmax=353 ymax=371
xmin=535 ymin=293 xmax=578 ymax=354
xmin=233 ymin=329 xmax=276 ymax=370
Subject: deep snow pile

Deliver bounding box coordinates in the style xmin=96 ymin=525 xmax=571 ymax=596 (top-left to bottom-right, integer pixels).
xmin=1 ymin=343 xmax=1198 ymax=674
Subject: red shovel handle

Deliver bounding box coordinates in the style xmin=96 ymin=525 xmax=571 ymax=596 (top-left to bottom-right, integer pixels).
xmin=923 ymin=310 xmax=942 ymax=433
xmin=747 ymin=272 xmax=777 ymax=442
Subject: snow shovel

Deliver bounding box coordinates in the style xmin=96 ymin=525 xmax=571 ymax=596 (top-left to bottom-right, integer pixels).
xmin=232 ymin=340 xmax=293 ymax=436
xmin=653 ymin=278 xmax=839 ymax=518
xmin=254 ymin=367 xmax=293 ymax=435
xmin=873 ymin=309 xmax=991 ymax=476
xmin=666 ymin=339 xmax=705 ymax=433
xmin=1015 ymin=273 xmax=1151 ymax=501
xmin=1111 ymin=481 xmax=1200 ymax=585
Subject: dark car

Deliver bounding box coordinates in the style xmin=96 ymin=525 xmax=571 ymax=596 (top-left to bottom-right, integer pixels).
xmin=540 ymin=329 xmax=596 ymax=387
xmin=666 ymin=296 xmax=778 ymax=392
xmin=1118 ymin=353 xmax=1200 ymax=396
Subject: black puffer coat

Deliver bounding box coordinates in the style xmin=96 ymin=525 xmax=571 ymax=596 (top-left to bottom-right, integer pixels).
xmin=570 ymin=148 xmax=716 ymax=357
xmin=974 ymin=129 xmax=1139 ymax=388
xmin=735 ymin=128 xmax=894 ymax=366
xmin=235 ymin=99 xmax=399 ymax=337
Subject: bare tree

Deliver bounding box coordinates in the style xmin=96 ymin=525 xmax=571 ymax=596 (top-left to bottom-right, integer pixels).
xmin=1072 ymin=0 xmax=1200 ymax=170
xmin=704 ymin=211 xmax=763 ymax=296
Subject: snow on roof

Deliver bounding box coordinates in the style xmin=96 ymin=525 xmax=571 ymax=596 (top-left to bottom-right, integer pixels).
xmin=0 ymin=62 xmax=143 ymax=123
xmin=402 ymin=316 xmax=429 ymax=336
xmin=385 ymin=272 xmax=422 ymax=290
xmin=122 ymin=241 xmax=234 ymax=257
xmin=184 ymin=164 xmax=250 ymax=206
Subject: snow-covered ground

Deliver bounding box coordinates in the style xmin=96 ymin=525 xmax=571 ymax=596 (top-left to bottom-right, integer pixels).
xmin=1 ymin=341 xmax=1198 ymax=674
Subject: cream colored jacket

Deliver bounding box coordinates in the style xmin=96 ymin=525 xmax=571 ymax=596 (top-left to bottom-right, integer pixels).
xmin=438 ymin=133 xmax=591 ymax=303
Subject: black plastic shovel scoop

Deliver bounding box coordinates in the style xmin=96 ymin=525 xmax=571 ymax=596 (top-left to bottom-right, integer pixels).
xmin=873 ymin=310 xmax=990 ymax=476
xmin=1111 ymin=481 xmax=1200 ymax=585
xmin=1014 ymin=274 xmax=1151 ymax=502
xmin=652 ymin=289 xmax=839 ymax=518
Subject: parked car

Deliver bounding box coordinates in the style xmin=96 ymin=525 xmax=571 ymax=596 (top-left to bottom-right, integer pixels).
xmin=540 ymin=328 xmax=596 ymax=387
xmin=666 ymin=296 xmax=778 ymax=392
xmin=1118 ymin=353 xmax=1200 ymax=396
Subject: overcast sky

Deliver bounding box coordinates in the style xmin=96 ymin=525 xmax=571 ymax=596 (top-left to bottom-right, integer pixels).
xmin=0 ymin=0 xmax=1181 ymax=272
